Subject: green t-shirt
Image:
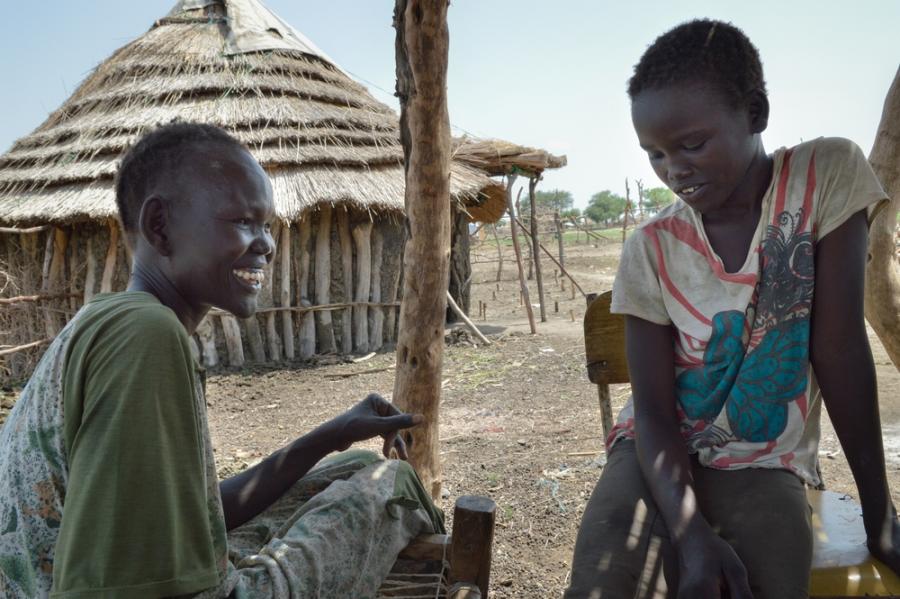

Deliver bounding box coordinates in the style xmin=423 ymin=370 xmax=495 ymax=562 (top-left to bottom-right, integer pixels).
xmin=0 ymin=292 xmax=227 ymax=598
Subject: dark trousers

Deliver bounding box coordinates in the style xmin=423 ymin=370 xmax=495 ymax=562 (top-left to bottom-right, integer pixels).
xmin=565 ymin=440 xmax=813 ymax=599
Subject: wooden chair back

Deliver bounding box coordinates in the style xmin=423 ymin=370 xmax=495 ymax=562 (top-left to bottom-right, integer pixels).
xmin=584 ymin=291 xmax=628 ymax=439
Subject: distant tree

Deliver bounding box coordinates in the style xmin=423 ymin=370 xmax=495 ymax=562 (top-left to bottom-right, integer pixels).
xmin=560 ymin=207 xmax=581 ymax=220
xmin=520 ymin=189 xmax=574 ymax=215
xmin=642 ymin=187 xmax=677 ymax=214
xmin=585 ymin=190 xmax=627 ymax=226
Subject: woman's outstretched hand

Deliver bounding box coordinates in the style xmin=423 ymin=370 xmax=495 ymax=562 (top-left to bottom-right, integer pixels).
xmin=328 ymin=393 xmax=424 ymax=459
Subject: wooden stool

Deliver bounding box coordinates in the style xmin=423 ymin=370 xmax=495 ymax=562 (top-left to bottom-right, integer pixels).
xmin=583 ymin=291 xmax=900 ymax=598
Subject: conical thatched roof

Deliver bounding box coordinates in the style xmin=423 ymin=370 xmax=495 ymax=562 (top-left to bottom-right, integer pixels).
xmin=0 ymin=0 xmax=500 ymax=226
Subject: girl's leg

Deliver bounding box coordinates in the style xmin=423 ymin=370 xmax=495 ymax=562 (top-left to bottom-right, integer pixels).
xmin=565 ymin=440 xmax=678 ymax=599
xmin=693 ymin=464 xmax=813 ymax=599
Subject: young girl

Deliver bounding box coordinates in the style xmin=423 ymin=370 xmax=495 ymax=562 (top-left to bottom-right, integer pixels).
xmin=566 ymin=20 xmax=895 ymax=599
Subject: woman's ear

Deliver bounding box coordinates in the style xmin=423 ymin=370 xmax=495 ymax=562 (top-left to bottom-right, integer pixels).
xmin=747 ymin=89 xmax=770 ymax=134
xmin=137 ymin=196 xmax=173 ymax=256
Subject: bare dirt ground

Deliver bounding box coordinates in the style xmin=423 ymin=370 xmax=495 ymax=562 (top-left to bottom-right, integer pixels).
xmin=1 ymin=233 xmax=897 ymax=598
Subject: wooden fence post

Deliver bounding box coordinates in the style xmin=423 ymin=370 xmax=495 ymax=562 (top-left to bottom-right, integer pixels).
xmin=392 ymin=0 xmax=451 ymax=499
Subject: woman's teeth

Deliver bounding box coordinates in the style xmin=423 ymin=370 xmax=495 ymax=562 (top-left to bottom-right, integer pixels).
xmin=233 ymin=269 xmax=264 ymax=286
xmin=682 ymin=185 xmax=699 ymax=194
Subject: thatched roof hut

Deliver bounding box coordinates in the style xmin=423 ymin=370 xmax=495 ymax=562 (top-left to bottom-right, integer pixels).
xmin=0 ymin=0 xmax=499 ymax=225
xmin=0 ymin=0 xmax=520 ymax=382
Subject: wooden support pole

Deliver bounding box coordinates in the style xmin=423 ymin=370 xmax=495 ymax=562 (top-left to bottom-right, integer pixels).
xmin=220 ymin=314 xmax=245 ymax=367
xmin=244 ymin=316 xmax=266 ymax=363
xmin=446 ymin=291 xmax=491 ymax=346
xmin=263 ymin=223 xmax=281 ymax=362
xmin=314 ymin=206 xmax=337 ymax=353
xmin=352 ymin=222 xmax=373 ymax=353
xmin=623 ymin=177 xmax=631 ymax=243
xmin=554 ymin=210 xmax=566 ymax=270
xmin=506 ymin=179 xmax=537 ymax=334
xmin=279 ymin=223 xmax=295 ymax=360
xmin=195 ymin=316 xmax=219 ymax=368
xmin=492 ymin=224 xmax=503 ymax=282
xmin=298 ymin=217 xmax=315 ymax=359
xmin=41 ymin=227 xmax=68 ymax=337
xmin=449 ymin=495 xmax=496 ymax=598
xmin=370 ymin=227 xmax=385 ymax=350
xmin=83 ymin=236 xmax=96 ymax=304
xmin=529 ymin=177 xmax=547 ymax=323
xmin=337 ymin=207 xmax=354 ymax=354
xmin=392 ymin=0 xmax=450 ymax=499
xmin=100 ymin=220 xmax=119 ymax=293
xmin=512 ymin=214 xmax=586 ymax=297
xmin=865 ymin=68 xmax=900 ymax=368
xmin=384 ymin=248 xmax=403 ymax=344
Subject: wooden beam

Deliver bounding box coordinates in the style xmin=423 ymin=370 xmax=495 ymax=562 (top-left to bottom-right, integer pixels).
xmin=506 ymin=179 xmax=537 ymax=334
xmin=866 ymin=67 xmax=900 ymax=368
xmin=279 ymin=223 xmax=295 ymax=360
xmin=351 ymin=222 xmax=373 ymax=353
xmin=298 ymin=217 xmax=315 ymax=359
xmin=370 ymin=227 xmax=385 ymax=350
xmin=337 ymin=207 xmax=354 ymax=354
xmin=314 ymin=205 xmax=337 ymax=353
xmin=100 ymin=220 xmax=119 ymax=293
xmin=392 ymin=0 xmax=451 ymax=499
xmin=529 ymin=177 xmax=547 ymax=322
xmin=446 ymin=291 xmax=491 ymax=346
xmin=0 ymin=225 xmax=49 ymax=234
xmin=449 ymin=495 xmax=496 ymax=598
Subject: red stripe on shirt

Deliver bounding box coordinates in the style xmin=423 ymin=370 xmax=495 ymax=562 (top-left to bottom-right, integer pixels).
xmin=645 ymin=218 xmax=758 ymax=285
xmin=773 ymin=149 xmax=794 ymax=218
xmin=710 ymin=441 xmax=777 ymax=467
xmin=646 ymin=228 xmax=713 ymax=326
xmin=798 ymin=150 xmax=816 ymax=231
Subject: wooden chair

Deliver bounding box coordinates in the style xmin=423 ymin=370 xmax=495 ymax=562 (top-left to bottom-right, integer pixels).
xmin=381 ymin=495 xmax=496 ymax=598
xmin=583 ymin=290 xmax=900 ymax=598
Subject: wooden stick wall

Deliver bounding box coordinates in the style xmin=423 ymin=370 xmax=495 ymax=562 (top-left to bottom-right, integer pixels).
xmin=0 ymin=206 xmax=405 ymax=382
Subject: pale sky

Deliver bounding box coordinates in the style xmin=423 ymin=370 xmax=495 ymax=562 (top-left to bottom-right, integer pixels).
xmin=1 ymin=1 xmax=898 ymax=209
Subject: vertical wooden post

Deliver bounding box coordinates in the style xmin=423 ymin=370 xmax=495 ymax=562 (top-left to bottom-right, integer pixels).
xmin=337 ymin=207 xmax=354 ymax=354
xmin=623 ymin=178 xmax=630 ymax=243
xmin=279 ymin=223 xmax=295 ymax=360
xmin=100 ymin=220 xmax=119 ymax=293
xmin=449 ymin=495 xmax=497 ymax=598
xmin=41 ymin=227 xmax=68 ymax=337
xmin=392 ymin=0 xmax=451 ymax=498
xmin=244 ymin=316 xmax=267 ymax=363
xmin=314 ymin=205 xmax=337 ymax=353
xmin=384 ymin=250 xmax=403 ymax=344
xmin=492 ymin=224 xmax=503 ymax=282
xmin=506 ymin=177 xmax=537 ymax=334
xmin=195 ymin=316 xmax=219 ymax=368
xmin=220 ymin=314 xmax=245 ymax=367
xmin=83 ymin=236 xmax=96 ymax=304
xmin=352 ymin=222 xmax=373 ymax=353
xmin=263 ymin=222 xmax=281 ymax=362
xmin=554 ymin=210 xmax=565 ymax=270
xmin=370 ymin=227 xmax=385 ymax=350
xmin=636 ymin=178 xmax=644 ymax=221
xmin=298 ymin=217 xmax=315 ymax=359
xmin=529 ymin=177 xmax=546 ymax=323
xmin=865 ymin=68 xmax=900 ymax=368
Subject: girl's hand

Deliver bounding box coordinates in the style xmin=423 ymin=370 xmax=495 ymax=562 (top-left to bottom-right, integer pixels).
xmin=328 ymin=393 xmax=424 ymax=459
xmin=677 ymin=531 xmax=753 ymax=599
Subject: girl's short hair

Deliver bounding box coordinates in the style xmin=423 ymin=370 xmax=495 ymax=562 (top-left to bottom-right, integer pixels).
xmin=115 ymin=122 xmax=247 ymax=234
xmin=627 ymin=19 xmax=766 ymax=108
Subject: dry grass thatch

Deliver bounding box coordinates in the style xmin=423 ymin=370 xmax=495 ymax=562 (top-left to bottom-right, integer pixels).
xmin=0 ymin=0 xmax=498 ymax=226
xmin=453 ymin=138 xmax=568 ymax=178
